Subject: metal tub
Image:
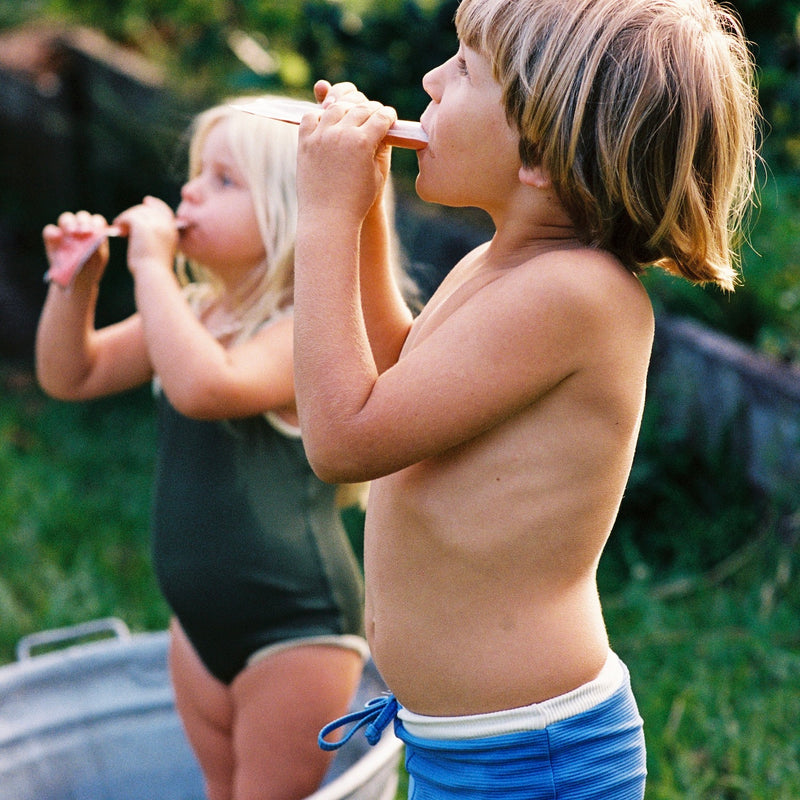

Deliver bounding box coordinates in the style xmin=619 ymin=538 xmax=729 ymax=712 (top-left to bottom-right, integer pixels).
xmin=0 ymin=619 xmax=401 ymax=800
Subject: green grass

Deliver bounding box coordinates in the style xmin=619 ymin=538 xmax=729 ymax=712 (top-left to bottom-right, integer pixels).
xmin=0 ymin=367 xmax=168 ymax=660
xmin=2 ymin=363 xmax=799 ymax=798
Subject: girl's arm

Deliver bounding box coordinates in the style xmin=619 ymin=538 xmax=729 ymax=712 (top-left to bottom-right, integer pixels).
xmin=116 ymin=197 xmax=295 ymax=420
xmin=35 ymin=212 xmax=152 ymax=400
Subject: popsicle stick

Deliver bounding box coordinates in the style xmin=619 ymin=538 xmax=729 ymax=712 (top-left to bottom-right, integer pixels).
xmin=233 ymin=96 xmax=428 ymax=150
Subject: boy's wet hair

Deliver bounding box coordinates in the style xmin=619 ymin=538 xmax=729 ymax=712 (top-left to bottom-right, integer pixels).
xmin=456 ymin=0 xmax=760 ymax=290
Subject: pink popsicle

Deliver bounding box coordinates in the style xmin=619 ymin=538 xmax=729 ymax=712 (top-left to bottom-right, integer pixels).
xmin=45 ymin=221 xmax=187 ymax=289
xmin=233 ymin=96 xmax=428 ymax=150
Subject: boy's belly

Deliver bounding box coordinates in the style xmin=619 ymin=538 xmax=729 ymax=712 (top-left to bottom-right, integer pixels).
xmin=363 ymin=472 xmax=611 ymax=716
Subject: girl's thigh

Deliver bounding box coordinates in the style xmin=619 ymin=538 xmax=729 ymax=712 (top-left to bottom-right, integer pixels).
xmin=168 ymin=619 xmax=235 ymax=800
xmin=230 ymin=644 xmax=364 ymax=800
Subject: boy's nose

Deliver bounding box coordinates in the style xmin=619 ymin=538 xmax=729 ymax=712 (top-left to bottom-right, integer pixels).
xmin=422 ymin=63 xmax=443 ymax=101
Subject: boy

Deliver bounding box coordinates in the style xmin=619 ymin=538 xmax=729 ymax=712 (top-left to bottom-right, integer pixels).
xmin=292 ymin=0 xmax=758 ymax=796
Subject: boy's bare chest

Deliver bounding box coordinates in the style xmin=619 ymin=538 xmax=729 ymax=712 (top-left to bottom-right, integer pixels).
xmin=403 ymin=264 xmax=503 ymax=354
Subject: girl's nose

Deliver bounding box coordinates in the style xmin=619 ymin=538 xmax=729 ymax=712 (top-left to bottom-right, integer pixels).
xmin=181 ymin=175 xmax=203 ymax=202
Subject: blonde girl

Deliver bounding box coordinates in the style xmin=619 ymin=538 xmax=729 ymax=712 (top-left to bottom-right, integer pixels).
xmin=36 ymin=98 xmax=368 ymax=800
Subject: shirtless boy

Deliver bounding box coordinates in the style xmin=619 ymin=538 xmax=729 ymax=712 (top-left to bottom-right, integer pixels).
xmin=291 ymin=0 xmax=758 ymax=796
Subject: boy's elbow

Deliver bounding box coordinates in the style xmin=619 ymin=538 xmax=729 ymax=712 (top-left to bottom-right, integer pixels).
xmin=304 ymin=436 xmax=371 ymax=485
xmin=167 ymin=382 xmax=219 ymax=420
xmin=36 ymin=377 xmax=75 ymax=402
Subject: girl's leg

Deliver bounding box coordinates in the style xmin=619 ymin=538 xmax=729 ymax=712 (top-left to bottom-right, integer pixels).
xmin=168 ymin=618 xmax=235 ymax=800
xmin=230 ymin=644 xmax=364 ymax=800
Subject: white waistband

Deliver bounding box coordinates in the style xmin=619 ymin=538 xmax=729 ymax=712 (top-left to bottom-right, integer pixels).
xmin=397 ymin=651 xmax=625 ymax=740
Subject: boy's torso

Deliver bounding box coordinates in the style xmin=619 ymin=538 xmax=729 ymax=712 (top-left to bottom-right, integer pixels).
xmin=364 ymin=244 xmax=654 ymax=716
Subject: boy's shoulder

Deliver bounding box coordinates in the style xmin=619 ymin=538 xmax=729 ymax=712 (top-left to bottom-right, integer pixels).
xmin=481 ymin=245 xmax=654 ymax=357
xmin=481 ymin=244 xmax=649 ymax=314
xmin=412 ymin=244 xmax=652 ymax=357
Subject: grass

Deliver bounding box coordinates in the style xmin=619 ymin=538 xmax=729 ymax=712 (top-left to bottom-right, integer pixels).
xmin=0 ymin=367 xmax=168 ymax=660
xmin=2 ymin=362 xmax=799 ymax=798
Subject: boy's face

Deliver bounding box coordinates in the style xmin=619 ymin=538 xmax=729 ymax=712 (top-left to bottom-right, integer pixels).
xmin=417 ymin=43 xmax=522 ymax=213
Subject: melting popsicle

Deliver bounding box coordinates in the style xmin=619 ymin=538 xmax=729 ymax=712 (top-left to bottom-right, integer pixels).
xmin=233 ymin=96 xmax=428 ymax=150
xmin=45 ymin=222 xmax=187 ymax=290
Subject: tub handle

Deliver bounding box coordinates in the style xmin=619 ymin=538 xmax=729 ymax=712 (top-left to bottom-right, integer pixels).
xmin=16 ymin=617 xmax=131 ymax=661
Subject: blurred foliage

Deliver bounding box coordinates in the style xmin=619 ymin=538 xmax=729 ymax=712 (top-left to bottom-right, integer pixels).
xmin=5 ymin=0 xmax=461 ymax=117
xmin=643 ymin=172 xmax=800 ymax=362
xmin=3 ymin=0 xmax=800 ymax=360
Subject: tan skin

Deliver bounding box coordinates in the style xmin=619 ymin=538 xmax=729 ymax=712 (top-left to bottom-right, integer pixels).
xmin=294 ymin=53 xmax=654 ymax=717
xmin=35 ymin=118 xmax=363 ymax=800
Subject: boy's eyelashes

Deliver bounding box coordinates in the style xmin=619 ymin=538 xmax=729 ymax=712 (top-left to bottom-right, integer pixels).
xmin=456 ymin=56 xmax=469 ymax=76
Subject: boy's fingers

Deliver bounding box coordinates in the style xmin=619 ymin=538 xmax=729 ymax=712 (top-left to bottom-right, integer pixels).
xmin=314 ymin=79 xmax=332 ymax=103
xmin=321 ymin=81 xmax=363 ymax=108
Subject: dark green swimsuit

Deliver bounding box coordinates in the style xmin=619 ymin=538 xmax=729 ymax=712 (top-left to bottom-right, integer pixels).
xmin=151 ymin=393 xmax=364 ymax=684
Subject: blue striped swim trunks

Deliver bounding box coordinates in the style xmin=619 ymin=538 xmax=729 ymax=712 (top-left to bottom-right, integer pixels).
xmin=395 ymin=654 xmax=646 ymax=800
xmin=318 ymin=652 xmax=645 ymax=799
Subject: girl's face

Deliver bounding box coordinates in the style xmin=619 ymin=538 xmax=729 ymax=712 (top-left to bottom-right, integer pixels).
xmin=417 ymin=43 xmax=522 ymax=215
xmin=176 ymin=118 xmax=266 ymax=286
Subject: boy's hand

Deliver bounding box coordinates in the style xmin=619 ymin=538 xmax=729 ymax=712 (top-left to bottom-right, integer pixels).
xmin=299 ymin=80 xmax=397 ymax=223
xmin=113 ymin=196 xmax=179 ymax=277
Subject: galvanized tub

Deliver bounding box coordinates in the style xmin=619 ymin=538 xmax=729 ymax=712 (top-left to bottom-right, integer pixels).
xmin=0 ymin=619 xmax=402 ymax=800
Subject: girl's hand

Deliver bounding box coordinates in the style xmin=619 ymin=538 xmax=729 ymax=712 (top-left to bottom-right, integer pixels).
xmin=43 ymin=210 xmax=111 ymax=287
xmin=113 ymin=196 xmax=179 ymax=277
xmin=299 ymin=80 xmax=397 ymax=223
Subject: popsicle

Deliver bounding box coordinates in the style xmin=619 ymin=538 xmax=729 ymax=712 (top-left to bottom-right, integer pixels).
xmin=233 ymin=96 xmax=428 ymax=150
xmin=45 ymin=221 xmax=187 ymax=290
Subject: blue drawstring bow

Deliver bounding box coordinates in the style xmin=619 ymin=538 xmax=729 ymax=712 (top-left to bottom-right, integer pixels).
xmin=318 ymin=694 xmax=400 ymax=751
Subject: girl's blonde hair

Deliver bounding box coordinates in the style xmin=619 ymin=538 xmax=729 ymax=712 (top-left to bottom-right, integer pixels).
xmin=456 ymin=0 xmax=760 ymax=290
xmin=178 ymin=96 xmax=299 ymax=340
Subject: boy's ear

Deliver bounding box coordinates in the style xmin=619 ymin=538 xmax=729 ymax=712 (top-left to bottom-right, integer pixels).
xmin=519 ymin=163 xmax=551 ymax=189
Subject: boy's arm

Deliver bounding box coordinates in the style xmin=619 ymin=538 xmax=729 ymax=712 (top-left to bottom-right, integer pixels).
xmin=312 ymin=80 xmax=413 ymax=374
xmin=116 ymin=197 xmax=295 ymax=421
xmin=358 ymin=188 xmax=414 ymax=373
xmin=294 ymin=98 xmax=598 ymax=483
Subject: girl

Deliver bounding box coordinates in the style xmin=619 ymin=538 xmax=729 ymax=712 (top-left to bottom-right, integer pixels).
xmin=36 ymin=98 xmax=370 ymax=800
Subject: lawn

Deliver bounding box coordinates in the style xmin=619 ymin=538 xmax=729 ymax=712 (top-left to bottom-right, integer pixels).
xmin=1 ymin=363 xmax=798 ymax=799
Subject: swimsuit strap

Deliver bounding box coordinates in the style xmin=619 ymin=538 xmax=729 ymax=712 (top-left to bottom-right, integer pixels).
xmin=318 ymin=694 xmax=400 ymax=751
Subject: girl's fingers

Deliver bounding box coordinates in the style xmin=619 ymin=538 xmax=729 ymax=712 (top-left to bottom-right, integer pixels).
xmin=42 ymin=224 xmax=61 ymax=241
xmin=55 ymin=210 xmax=107 ymax=236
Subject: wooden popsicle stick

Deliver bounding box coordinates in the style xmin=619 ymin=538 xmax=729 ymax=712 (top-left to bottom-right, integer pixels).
xmin=233 ymin=96 xmax=428 ymax=150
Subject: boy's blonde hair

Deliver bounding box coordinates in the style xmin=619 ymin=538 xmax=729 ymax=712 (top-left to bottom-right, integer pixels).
xmin=179 ymin=96 xmax=299 ymax=341
xmin=456 ymin=0 xmax=760 ymax=290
